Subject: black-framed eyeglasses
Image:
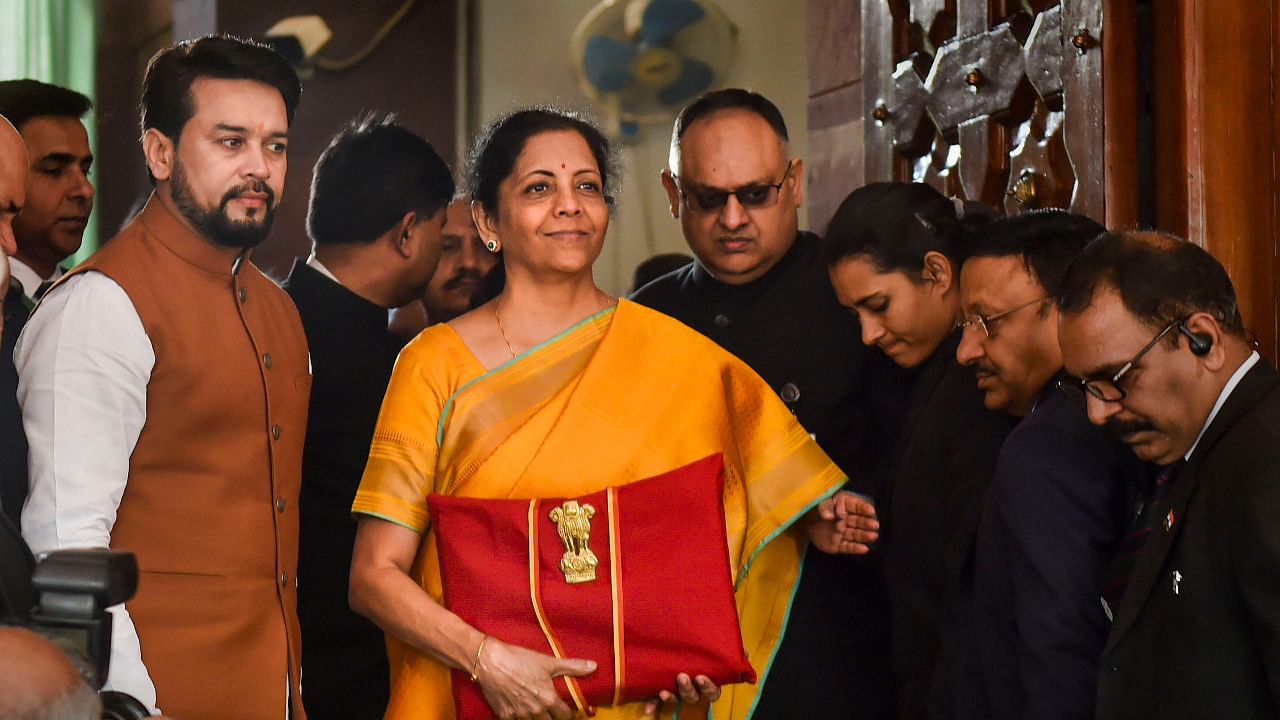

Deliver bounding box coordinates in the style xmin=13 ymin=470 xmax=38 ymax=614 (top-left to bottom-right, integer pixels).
xmin=956 ymin=296 xmax=1048 ymax=339
xmin=1062 ymin=316 xmax=1183 ymax=401
xmin=672 ymin=159 xmax=795 ymax=213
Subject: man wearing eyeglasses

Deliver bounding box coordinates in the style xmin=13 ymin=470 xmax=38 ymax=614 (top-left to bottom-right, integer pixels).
xmin=630 ymin=88 xmax=898 ymax=718
xmin=953 ymin=211 xmax=1150 ymax=720
xmin=1057 ymin=230 xmax=1280 ymax=720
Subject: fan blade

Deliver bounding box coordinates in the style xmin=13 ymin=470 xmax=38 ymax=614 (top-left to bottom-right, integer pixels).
xmin=583 ymin=35 xmax=638 ymax=93
xmin=658 ymin=58 xmax=713 ymax=105
xmin=641 ymin=0 xmax=706 ymax=47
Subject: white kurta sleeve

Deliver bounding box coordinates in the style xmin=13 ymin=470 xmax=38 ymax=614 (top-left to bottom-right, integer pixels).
xmin=16 ymin=270 xmax=158 ymax=713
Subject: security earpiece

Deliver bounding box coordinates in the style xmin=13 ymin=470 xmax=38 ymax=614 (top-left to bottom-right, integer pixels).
xmin=1177 ymin=319 xmax=1213 ymax=356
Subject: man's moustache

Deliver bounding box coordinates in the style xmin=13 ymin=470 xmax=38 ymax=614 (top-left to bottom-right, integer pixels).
xmin=443 ymin=269 xmax=484 ymax=291
xmin=221 ymin=180 xmax=275 ymax=210
xmin=971 ymin=361 xmax=997 ymax=376
xmin=1104 ymin=416 xmax=1157 ymax=439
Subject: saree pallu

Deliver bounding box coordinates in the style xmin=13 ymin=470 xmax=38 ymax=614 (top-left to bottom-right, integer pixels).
xmin=352 ymin=299 xmax=847 ymax=720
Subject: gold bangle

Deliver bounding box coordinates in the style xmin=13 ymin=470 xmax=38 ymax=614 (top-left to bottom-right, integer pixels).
xmin=469 ymin=634 xmax=488 ymax=682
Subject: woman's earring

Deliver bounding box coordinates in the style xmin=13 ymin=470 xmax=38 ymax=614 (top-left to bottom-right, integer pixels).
xmin=485 ymin=238 xmax=500 ymax=253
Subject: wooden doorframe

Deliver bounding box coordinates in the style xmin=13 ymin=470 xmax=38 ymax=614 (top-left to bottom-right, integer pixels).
xmin=1102 ymin=0 xmax=1139 ymax=229
xmin=846 ymin=0 xmax=1279 ymax=360
xmin=1150 ymin=0 xmax=1279 ymax=361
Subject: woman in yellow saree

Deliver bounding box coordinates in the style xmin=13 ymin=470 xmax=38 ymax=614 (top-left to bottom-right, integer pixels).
xmin=348 ymin=108 xmax=877 ymax=720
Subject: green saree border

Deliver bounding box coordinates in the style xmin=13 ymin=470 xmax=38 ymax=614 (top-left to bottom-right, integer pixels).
xmin=435 ymin=305 xmax=617 ymax=447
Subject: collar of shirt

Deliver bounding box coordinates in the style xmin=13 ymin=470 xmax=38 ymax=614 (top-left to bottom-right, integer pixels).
xmin=9 ymin=257 xmax=63 ymax=298
xmin=1029 ymin=368 xmax=1071 ymax=415
xmin=1184 ymin=350 xmax=1261 ymax=461
xmin=305 ymin=254 xmax=341 ymax=284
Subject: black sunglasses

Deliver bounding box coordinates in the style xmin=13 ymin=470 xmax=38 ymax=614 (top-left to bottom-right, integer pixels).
xmin=672 ymin=160 xmax=794 ymax=213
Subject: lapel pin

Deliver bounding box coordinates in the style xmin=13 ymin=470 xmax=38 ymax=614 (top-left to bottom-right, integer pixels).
xmin=1172 ymin=570 xmax=1183 ymax=595
xmin=1164 ymin=509 xmax=1175 ymax=531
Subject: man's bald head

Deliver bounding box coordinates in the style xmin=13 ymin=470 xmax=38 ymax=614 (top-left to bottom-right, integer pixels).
xmin=0 ymin=626 xmax=101 ymax=718
xmin=0 ymin=116 xmax=26 ymax=256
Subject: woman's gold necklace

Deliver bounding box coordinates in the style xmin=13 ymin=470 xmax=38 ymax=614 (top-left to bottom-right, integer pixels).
xmin=493 ymin=299 xmax=517 ymax=358
xmin=493 ymin=292 xmax=616 ymax=360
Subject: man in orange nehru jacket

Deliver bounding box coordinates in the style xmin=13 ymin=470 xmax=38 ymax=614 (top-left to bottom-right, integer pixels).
xmin=17 ymin=35 xmax=309 ymax=719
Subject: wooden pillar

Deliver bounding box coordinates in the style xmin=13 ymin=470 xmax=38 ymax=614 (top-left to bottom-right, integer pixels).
xmin=806 ymin=0 xmax=865 ymax=232
xmin=1152 ymin=0 xmax=1278 ymax=361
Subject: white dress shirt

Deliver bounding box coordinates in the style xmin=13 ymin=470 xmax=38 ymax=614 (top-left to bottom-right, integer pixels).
xmin=16 ymin=270 xmax=159 ymax=712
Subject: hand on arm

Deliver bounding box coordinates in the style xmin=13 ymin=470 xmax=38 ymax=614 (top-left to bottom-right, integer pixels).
xmin=349 ymin=516 xmax=596 ymax=719
xmin=806 ymin=490 xmax=879 ymax=554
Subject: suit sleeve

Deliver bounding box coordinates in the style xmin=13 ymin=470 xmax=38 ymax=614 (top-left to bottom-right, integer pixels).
xmin=1229 ymin=450 xmax=1280 ymax=705
xmin=992 ymin=422 xmax=1122 ymax=720
xmin=932 ymin=398 xmax=1011 ymax=717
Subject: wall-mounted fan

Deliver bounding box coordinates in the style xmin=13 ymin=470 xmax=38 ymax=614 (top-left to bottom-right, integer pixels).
xmin=571 ymin=0 xmax=737 ymax=132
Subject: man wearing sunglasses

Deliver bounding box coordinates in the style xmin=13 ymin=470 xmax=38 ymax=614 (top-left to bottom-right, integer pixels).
xmin=953 ymin=211 xmax=1150 ymax=720
xmin=630 ymin=88 xmax=897 ymax=718
xmin=1058 ymin=230 xmax=1280 ymax=720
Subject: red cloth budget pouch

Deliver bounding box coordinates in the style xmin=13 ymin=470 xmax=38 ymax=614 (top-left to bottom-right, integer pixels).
xmin=427 ymin=453 xmax=757 ymax=718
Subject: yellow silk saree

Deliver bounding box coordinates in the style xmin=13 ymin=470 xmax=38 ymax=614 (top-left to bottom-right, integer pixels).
xmin=352 ymin=299 xmax=846 ymax=719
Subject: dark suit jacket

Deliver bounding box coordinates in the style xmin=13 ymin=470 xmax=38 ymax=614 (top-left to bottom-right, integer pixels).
xmin=282 ymin=260 xmax=403 ymax=720
xmin=957 ymin=374 xmax=1147 ymax=720
xmin=883 ymin=331 xmax=1016 ymax=720
xmin=1097 ymin=359 xmax=1280 ymax=719
xmin=631 ymin=232 xmax=903 ymax=719
xmin=0 ymin=509 xmax=34 ymax=619
xmin=0 ymin=283 xmax=29 ymax=529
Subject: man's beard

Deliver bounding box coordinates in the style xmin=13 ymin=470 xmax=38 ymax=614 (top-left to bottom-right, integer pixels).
xmin=171 ymin=159 xmax=276 ymax=249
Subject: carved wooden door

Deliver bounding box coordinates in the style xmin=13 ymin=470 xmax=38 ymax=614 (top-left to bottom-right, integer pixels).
xmin=860 ymin=0 xmax=1134 ymax=226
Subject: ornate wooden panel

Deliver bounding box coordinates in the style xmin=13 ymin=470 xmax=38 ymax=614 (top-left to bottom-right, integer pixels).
xmin=861 ymin=0 xmax=1121 ymax=222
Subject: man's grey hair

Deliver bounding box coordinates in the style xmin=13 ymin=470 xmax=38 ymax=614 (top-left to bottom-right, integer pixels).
xmin=2 ymin=682 xmax=101 ymax=720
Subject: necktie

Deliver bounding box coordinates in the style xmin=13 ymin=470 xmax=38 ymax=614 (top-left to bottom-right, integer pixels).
xmin=1099 ymin=460 xmax=1185 ymax=613
xmin=33 ymin=280 xmax=53 ymax=301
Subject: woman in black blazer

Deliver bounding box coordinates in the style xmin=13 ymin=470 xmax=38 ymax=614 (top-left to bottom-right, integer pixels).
xmin=823 ymin=183 xmax=1015 ymax=720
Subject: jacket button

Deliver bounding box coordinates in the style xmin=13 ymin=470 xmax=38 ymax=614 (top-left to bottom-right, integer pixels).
xmin=271 ymin=424 xmax=282 ymax=440
xmin=713 ymin=314 xmax=730 ymax=328
xmin=238 ymin=288 xmax=247 ymax=303
xmin=780 ymin=382 xmax=801 ymax=403
xmin=279 ymin=572 xmax=288 ymax=585
xmin=262 ymin=353 xmax=273 ymax=368
xmin=275 ymin=496 xmax=286 ymax=512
